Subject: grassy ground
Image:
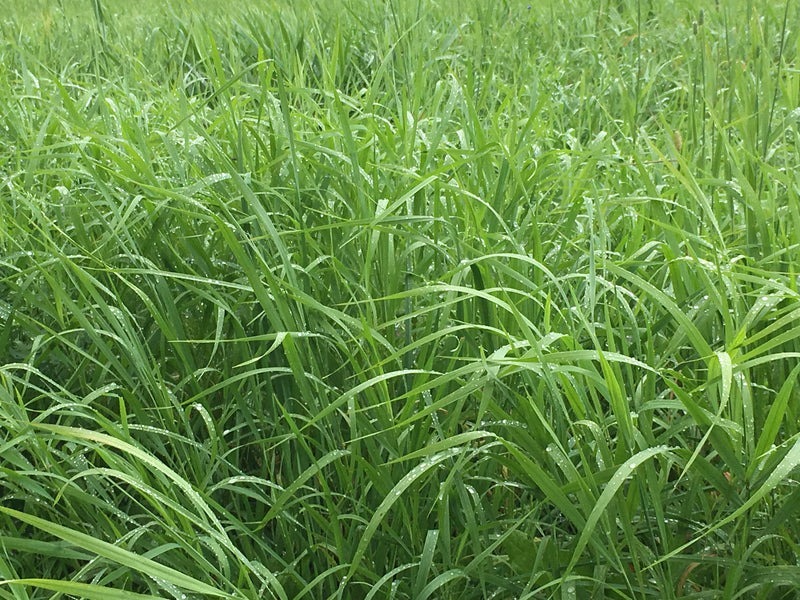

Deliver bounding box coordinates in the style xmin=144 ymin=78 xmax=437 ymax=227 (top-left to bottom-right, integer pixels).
xmin=1 ymin=0 xmax=799 ymax=598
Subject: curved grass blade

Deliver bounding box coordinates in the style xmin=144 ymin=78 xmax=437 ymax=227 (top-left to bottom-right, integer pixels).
xmin=0 ymin=508 xmax=234 ymax=598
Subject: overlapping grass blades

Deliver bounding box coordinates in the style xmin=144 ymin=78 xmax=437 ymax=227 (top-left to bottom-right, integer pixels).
xmin=1 ymin=0 xmax=799 ymax=598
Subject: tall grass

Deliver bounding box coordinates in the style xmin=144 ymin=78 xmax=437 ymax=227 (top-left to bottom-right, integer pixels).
xmin=1 ymin=0 xmax=799 ymax=597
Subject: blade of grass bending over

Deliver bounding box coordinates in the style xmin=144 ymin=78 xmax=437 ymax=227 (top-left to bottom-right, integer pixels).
xmin=345 ymin=448 xmax=462 ymax=582
xmin=301 ymin=368 xmax=431 ymax=434
xmin=0 ymin=580 xmax=160 ymax=600
xmin=606 ymin=262 xmax=714 ymax=361
xmin=562 ymin=446 xmax=674 ymax=581
xmin=0 ymin=536 xmax=91 ymax=561
xmin=652 ymin=435 xmax=800 ymax=569
xmin=23 ymin=425 xmax=289 ymax=599
xmin=0 ymin=509 xmax=234 ymax=599
xmin=255 ymin=448 xmax=350 ymax=529
xmin=30 ymin=425 xmax=225 ymax=531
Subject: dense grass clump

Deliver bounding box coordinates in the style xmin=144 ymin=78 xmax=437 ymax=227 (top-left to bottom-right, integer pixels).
xmin=1 ymin=0 xmax=800 ymax=597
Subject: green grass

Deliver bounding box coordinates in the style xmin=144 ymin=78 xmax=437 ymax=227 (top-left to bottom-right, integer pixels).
xmin=1 ymin=0 xmax=799 ymax=597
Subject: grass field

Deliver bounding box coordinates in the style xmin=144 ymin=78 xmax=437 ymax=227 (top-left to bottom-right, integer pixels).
xmin=1 ymin=0 xmax=800 ymax=598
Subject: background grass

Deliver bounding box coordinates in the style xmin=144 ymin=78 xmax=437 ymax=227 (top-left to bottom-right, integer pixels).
xmin=1 ymin=0 xmax=800 ymax=598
